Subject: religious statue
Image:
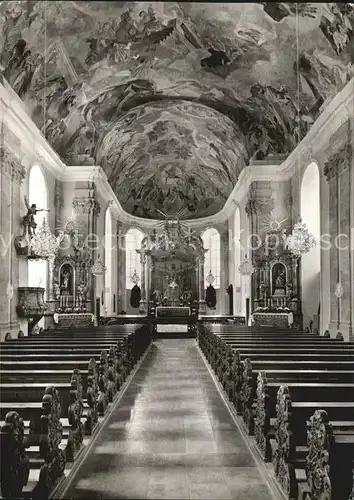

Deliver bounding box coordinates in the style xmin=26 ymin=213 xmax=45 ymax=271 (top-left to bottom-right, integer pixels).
xmin=53 ymin=280 xmax=60 ymax=300
xmin=272 ymin=264 xmax=286 ymax=296
xmin=76 ymin=281 xmax=88 ymax=307
xmin=61 ymin=271 xmax=70 ymax=294
xmin=22 ymin=196 xmax=50 ymax=236
xmin=286 ymin=281 xmax=293 ymax=300
xmin=275 ymin=270 xmax=286 ymax=289
xmin=259 ymin=281 xmax=268 ymax=300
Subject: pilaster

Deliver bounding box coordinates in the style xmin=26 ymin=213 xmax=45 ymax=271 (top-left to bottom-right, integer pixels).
xmin=324 ymin=141 xmax=353 ymax=340
xmin=0 ymin=145 xmax=26 ymax=340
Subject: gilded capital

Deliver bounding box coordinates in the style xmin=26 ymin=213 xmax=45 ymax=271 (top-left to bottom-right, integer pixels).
xmin=324 ymin=143 xmax=352 ymax=182
xmin=0 ymin=146 xmax=26 ymax=184
xmin=245 ymin=188 xmax=273 ymax=217
xmin=72 ymin=195 xmax=101 ymax=215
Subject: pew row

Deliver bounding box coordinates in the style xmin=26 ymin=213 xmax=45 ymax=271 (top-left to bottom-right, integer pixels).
xmin=0 ymin=324 xmax=152 ymax=499
xmin=197 ymin=324 xmax=354 ymax=500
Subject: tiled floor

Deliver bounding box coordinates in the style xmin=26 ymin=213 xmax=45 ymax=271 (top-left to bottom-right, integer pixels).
xmin=64 ymin=340 xmax=275 ymax=499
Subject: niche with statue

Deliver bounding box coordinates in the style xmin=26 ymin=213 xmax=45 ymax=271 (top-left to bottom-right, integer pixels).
xmin=53 ymin=254 xmax=92 ymax=313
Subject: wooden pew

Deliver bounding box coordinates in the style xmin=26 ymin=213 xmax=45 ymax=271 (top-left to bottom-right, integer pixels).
xmin=0 ymin=323 xmax=152 ymax=498
xmin=197 ymin=326 xmax=354 ymax=499
xmin=0 ymin=386 xmax=67 ymax=500
xmin=273 ymin=385 xmax=354 ymax=500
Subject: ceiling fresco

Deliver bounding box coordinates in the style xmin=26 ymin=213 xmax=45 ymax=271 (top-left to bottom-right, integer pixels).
xmin=95 ymin=100 xmax=247 ymax=219
xmin=0 ymin=1 xmax=353 ymax=218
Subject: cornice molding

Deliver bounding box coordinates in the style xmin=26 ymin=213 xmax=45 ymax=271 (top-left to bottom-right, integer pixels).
xmin=72 ymin=194 xmax=101 ymax=216
xmin=2 ymin=73 xmax=353 ymax=228
xmin=0 ymin=78 xmax=65 ymax=178
xmin=221 ymin=76 xmax=354 ymax=221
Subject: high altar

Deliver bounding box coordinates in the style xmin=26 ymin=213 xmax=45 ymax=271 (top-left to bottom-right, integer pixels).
xmin=135 ymin=217 xmax=207 ymax=316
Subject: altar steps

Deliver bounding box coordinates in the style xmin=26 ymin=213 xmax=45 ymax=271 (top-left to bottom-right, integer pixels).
xmin=156 ymin=324 xmax=196 ymax=339
xmin=157 ymin=331 xmax=197 ymax=339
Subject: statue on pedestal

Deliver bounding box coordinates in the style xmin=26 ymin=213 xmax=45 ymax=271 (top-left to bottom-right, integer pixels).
xmin=22 ymin=196 xmax=50 ymax=236
xmin=259 ymin=281 xmax=268 ymax=300
xmin=273 ymin=265 xmax=286 ymax=295
xmin=286 ymin=281 xmax=293 ymax=300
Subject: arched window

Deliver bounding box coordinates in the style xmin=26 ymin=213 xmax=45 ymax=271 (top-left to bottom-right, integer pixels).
xmin=202 ymin=228 xmax=220 ymax=289
xmin=301 ymin=162 xmax=321 ymax=326
xmin=104 ymin=208 xmax=113 ymax=314
xmin=125 ymin=228 xmax=144 ymax=289
xmin=234 ymin=206 xmax=241 ymax=312
xmin=28 ymin=165 xmax=48 ymax=296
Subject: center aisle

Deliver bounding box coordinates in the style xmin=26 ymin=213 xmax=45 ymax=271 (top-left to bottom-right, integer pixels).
xmin=63 ymin=340 xmax=275 ymax=500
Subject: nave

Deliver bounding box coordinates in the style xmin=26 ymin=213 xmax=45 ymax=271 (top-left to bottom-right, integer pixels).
xmin=1 ymin=321 xmax=353 ymax=500
xmin=62 ymin=339 xmax=274 ymax=500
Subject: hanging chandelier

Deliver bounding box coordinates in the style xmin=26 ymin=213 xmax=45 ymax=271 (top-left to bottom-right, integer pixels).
xmin=29 ymin=219 xmax=64 ymax=260
xmin=238 ymin=255 xmax=255 ymax=276
xmin=285 ymin=218 xmax=317 ymax=258
xmin=130 ymin=269 xmax=140 ymax=284
xmin=91 ymin=254 xmax=106 ymax=276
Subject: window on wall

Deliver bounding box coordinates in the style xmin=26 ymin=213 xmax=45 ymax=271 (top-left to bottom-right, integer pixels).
xmin=202 ymin=228 xmax=220 ymax=289
xmin=125 ymin=228 xmax=144 ymax=289
xmin=104 ymin=208 xmax=113 ymax=314
xmin=301 ymin=162 xmax=321 ymax=326
xmin=234 ymin=206 xmax=241 ymax=286
xmin=28 ymin=165 xmax=48 ymax=297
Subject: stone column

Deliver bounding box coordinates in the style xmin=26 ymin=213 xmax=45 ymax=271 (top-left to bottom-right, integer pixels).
xmin=198 ymin=254 xmax=206 ymax=314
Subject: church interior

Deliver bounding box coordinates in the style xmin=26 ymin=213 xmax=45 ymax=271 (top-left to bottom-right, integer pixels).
xmin=0 ymin=1 xmax=353 ymax=499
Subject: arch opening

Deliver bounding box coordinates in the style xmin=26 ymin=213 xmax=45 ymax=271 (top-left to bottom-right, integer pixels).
xmin=300 ymin=162 xmax=321 ymax=329
xmin=27 ymin=165 xmax=48 ymax=299
xmin=201 ymin=228 xmax=221 ymax=291
xmin=125 ymin=228 xmax=145 ymax=290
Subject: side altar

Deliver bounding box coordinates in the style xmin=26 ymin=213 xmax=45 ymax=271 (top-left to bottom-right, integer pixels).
xmin=251 ymin=229 xmax=302 ymax=329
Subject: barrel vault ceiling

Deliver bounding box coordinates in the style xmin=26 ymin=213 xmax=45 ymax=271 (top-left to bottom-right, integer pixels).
xmin=0 ymin=2 xmax=353 ymax=219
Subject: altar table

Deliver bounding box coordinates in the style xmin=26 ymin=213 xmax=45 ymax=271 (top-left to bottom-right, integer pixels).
xmin=156 ymin=306 xmax=190 ymax=319
xmin=53 ymin=313 xmax=94 ymax=328
xmin=252 ymin=312 xmax=293 ymax=328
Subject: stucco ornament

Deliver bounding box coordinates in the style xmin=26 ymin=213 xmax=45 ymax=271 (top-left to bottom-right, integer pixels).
xmin=335 ymin=282 xmax=343 ymax=298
